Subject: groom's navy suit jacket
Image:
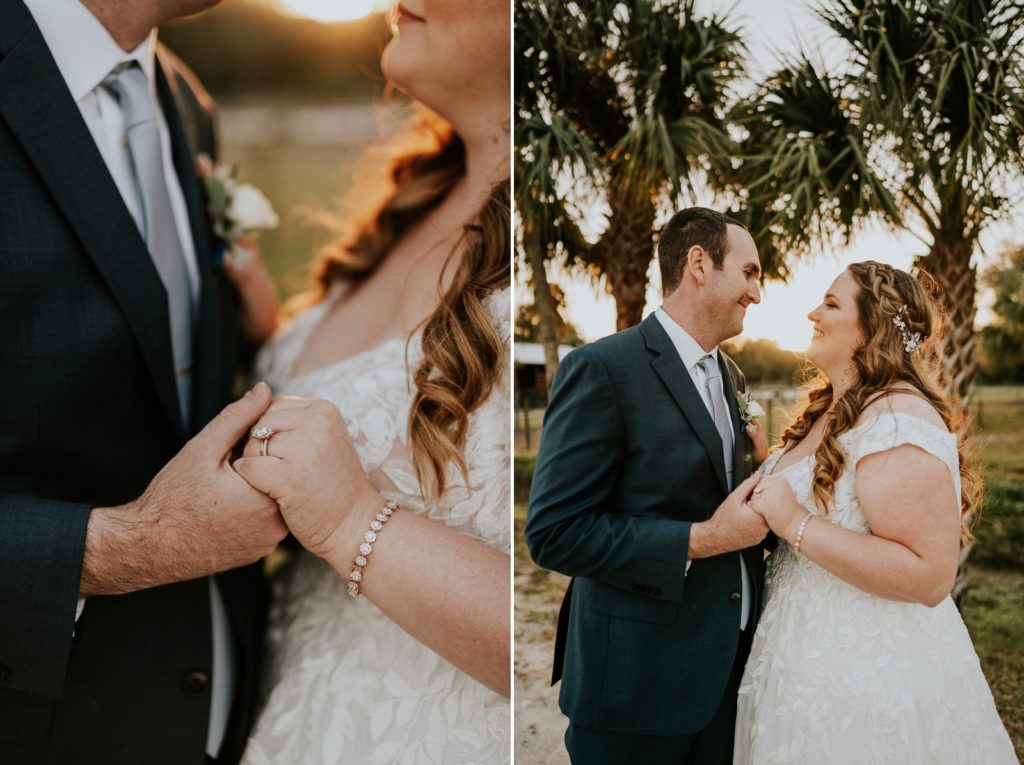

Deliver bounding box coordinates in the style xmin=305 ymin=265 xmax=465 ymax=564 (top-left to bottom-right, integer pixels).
xmin=0 ymin=3 xmax=266 ymax=763
xmin=526 ymin=313 xmax=766 ymax=738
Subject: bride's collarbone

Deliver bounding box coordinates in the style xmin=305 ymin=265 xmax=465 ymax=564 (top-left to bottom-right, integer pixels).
xmin=290 ymin=214 xmax=470 ymax=377
xmin=770 ymin=419 xmax=827 ymax=473
xmin=290 ymin=259 xmax=455 ymax=377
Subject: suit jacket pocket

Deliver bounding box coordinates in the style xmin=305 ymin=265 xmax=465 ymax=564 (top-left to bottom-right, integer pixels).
xmin=0 ymin=689 xmax=54 ymax=743
xmin=586 ymin=580 xmax=679 ymax=624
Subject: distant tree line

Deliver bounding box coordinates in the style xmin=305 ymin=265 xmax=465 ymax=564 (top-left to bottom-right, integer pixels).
xmin=160 ymin=0 xmax=389 ymax=99
xmin=720 ymin=339 xmax=807 ymax=386
xmin=514 ymin=285 xmax=585 ymax=348
xmin=978 ymin=245 xmax=1024 ymax=384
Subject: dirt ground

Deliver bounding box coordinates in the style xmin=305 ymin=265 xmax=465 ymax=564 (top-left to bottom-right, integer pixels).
xmin=514 ymin=512 xmax=571 ymax=765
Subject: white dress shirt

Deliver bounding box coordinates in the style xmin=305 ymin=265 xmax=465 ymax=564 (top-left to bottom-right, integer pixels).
xmin=655 ymin=307 xmax=752 ymax=630
xmin=24 ymin=1 xmax=231 ymax=756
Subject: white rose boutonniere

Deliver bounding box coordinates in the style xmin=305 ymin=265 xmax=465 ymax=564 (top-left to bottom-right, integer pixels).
xmin=736 ymin=391 xmax=765 ymax=429
xmin=196 ymin=154 xmax=279 ymax=266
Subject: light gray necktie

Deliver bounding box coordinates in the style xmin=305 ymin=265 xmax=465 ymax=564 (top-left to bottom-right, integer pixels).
xmin=103 ymin=62 xmax=193 ymax=428
xmin=699 ymin=353 xmax=750 ymax=629
xmin=698 ymin=354 xmax=734 ymax=490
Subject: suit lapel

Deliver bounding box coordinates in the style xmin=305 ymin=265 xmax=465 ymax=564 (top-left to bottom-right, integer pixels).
xmin=0 ymin=12 xmax=184 ymax=441
xmin=641 ymin=316 xmax=730 ymax=494
xmin=155 ymin=50 xmax=217 ymax=436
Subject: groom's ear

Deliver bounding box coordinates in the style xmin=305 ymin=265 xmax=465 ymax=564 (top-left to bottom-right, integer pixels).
xmin=687 ymin=245 xmax=708 ymax=286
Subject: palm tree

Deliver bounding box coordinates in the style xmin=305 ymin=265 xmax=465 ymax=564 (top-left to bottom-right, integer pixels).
xmin=731 ymin=0 xmax=1024 ymax=599
xmin=515 ymin=0 xmax=747 ymax=381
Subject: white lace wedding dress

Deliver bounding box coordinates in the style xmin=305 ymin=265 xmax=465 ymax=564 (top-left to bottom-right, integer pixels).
xmin=241 ymin=287 xmax=511 ymax=765
xmin=734 ymin=412 xmax=1018 ymax=764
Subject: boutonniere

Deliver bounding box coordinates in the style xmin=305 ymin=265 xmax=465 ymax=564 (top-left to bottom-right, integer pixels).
xmin=736 ymin=391 xmax=765 ymax=429
xmin=196 ymin=154 xmax=279 ymax=266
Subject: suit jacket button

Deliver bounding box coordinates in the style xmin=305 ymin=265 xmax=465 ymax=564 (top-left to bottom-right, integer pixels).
xmin=0 ymin=664 xmax=11 ymax=682
xmin=729 ymin=592 xmax=741 ymax=604
xmin=181 ymin=670 xmax=209 ymax=695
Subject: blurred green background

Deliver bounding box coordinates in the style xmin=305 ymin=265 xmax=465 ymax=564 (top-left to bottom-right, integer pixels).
xmin=162 ymin=0 xmax=409 ymax=301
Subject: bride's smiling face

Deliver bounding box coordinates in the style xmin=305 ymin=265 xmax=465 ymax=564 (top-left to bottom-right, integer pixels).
xmin=381 ymin=0 xmax=509 ymax=120
xmin=806 ymin=270 xmax=866 ymax=372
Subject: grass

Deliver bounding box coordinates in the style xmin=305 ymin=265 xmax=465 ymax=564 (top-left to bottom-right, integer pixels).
xmin=960 ymin=568 xmax=1024 ymax=757
xmin=514 ymin=385 xmax=1024 ymax=758
xmin=973 ymin=387 xmax=1024 ymax=570
xmin=965 ymin=388 xmax=1024 ymax=758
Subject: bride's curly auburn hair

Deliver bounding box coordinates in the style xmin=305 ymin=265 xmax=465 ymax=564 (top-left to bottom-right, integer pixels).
xmin=310 ymin=114 xmax=509 ymax=502
xmin=779 ymin=260 xmax=981 ymax=542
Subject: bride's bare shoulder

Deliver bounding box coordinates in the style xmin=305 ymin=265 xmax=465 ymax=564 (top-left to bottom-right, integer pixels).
xmin=857 ymin=385 xmax=947 ymax=430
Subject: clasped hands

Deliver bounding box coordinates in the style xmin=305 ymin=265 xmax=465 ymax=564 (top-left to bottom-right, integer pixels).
xmin=232 ymin=390 xmax=383 ymax=561
xmin=744 ymin=474 xmax=806 ymax=544
xmin=690 ymin=470 xmax=806 ymax=562
xmin=81 ymin=383 xmax=379 ymax=597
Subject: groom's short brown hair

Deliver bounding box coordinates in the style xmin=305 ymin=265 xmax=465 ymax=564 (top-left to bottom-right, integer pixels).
xmin=658 ymin=207 xmax=747 ymax=295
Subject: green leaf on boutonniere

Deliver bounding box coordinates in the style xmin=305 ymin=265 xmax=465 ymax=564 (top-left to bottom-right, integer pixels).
xmin=201 ymin=174 xmax=229 ymax=220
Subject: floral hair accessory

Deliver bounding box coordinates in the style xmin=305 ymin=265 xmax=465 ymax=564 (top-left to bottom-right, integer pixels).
xmin=892 ymin=305 xmax=923 ymax=354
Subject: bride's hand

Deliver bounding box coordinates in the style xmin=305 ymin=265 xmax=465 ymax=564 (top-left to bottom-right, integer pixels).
xmin=233 ymin=397 xmax=384 ymax=558
xmin=745 ymin=420 xmax=769 ymax=464
xmin=746 ymin=475 xmax=804 ymax=541
xmin=222 ymin=236 xmax=280 ymax=346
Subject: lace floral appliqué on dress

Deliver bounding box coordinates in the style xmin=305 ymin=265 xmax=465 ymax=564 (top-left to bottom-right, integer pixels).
xmin=734 ymin=413 xmax=1017 ymax=765
xmin=242 ymin=288 xmax=511 ymax=765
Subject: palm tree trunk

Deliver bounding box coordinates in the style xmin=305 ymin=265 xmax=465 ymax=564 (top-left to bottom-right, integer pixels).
xmin=918 ymin=238 xmax=979 ymax=406
xmin=916 ymin=235 xmax=978 ymax=605
xmin=525 ymin=230 xmax=561 ymax=392
xmin=588 ymin=179 xmax=656 ymax=331
xmin=607 ymin=255 xmax=652 ymax=331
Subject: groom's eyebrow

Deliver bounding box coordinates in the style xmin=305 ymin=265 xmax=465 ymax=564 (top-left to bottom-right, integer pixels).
xmin=743 ymin=261 xmax=761 ymax=277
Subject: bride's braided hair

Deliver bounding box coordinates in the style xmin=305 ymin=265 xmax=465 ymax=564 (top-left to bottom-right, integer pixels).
xmin=310 ymin=114 xmax=509 ymax=502
xmin=780 ymin=261 xmax=980 ymax=541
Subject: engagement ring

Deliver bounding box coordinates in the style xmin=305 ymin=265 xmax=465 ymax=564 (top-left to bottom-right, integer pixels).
xmin=251 ymin=425 xmax=274 ymax=457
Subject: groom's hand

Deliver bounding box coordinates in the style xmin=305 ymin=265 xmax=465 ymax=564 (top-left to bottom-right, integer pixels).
xmin=80 ymin=383 xmax=288 ymax=596
xmin=687 ymin=473 xmax=769 ymax=560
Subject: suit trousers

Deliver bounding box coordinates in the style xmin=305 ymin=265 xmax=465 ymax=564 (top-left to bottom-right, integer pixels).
xmin=564 ymin=625 xmax=753 ymax=765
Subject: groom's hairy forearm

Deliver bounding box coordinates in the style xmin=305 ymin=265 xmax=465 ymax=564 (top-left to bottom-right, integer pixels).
xmin=686 ymin=521 xmax=713 ymax=559
xmin=80 ymin=501 xmax=166 ymax=596
xmin=80 ymin=492 xmax=210 ymax=597
xmin=686 ymin=520 xmax=742 ymax=559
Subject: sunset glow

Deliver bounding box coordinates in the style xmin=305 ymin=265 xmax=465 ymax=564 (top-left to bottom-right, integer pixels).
xmin=277 ymin=0 xmax=391 ymax=23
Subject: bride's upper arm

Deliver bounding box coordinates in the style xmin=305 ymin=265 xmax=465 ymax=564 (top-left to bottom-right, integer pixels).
xmin=852 ymin=391 xmax=960 ymax=570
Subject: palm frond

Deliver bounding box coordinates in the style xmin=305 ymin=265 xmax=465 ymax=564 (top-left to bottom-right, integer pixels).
xmin=514 ymin=112 xmax=600 ymax=265
xmin=730 ymin=57 xmax=900 ymax=268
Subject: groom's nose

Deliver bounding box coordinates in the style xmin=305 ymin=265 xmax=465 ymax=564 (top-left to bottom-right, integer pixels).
xmin=747 ymin=282 xmax=761 ymax=304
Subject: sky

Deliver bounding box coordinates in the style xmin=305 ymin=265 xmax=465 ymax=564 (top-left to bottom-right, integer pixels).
xmin=517 ymin=0 xmax=1018 ymax=352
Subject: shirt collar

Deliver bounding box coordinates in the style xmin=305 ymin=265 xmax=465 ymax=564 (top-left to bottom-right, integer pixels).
xmin=654 ymin=306 xmax=719 ymax=372
xmin=23 ymin=0 xmax=157 ymax=103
